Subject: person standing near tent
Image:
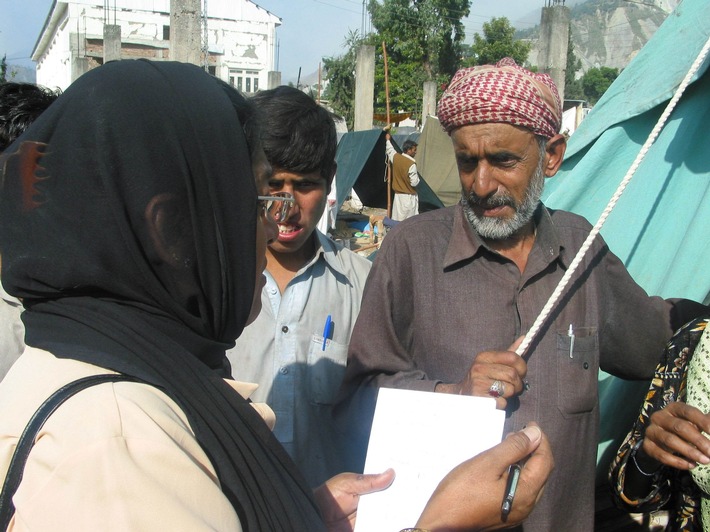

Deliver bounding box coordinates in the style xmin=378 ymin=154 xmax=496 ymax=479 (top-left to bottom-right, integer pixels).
xmin=335 ymin=58 xmax=708 ymax=531
xmin=226 ymin=86 xmax=372 ymax=488
xmin=385 ymin=131 xmax=419 ymax=220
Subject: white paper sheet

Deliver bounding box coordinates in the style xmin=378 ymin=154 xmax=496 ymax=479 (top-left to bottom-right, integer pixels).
xmin=354 ymin=388 xmax=505 ymax=532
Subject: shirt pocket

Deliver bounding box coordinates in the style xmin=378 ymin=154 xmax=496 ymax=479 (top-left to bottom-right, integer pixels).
xmin=556 ymin=327 xmax=599 ymax=417
xmin=307 ymin=334 xmax=348 ymax=405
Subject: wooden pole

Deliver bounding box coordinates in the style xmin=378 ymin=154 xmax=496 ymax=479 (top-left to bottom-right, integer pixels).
xmin=382 ymin=41 xmax=392 ymax=219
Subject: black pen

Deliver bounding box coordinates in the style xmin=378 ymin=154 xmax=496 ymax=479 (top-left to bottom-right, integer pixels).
xmin=501 ymin=463 xmax=521 ymax=517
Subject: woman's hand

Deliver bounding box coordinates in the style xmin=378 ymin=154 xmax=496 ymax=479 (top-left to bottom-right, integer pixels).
xmin=643 ymin=401 xmax=710 ymax=470
xmin=415 ymin=423 xmax=553 ymax=531
xmin=313 ymin=469 xmax=395 ymax=532
xmin=315 ymin=423 xmax=552 ymax=532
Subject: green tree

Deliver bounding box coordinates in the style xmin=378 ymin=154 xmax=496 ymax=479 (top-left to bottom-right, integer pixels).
xmin=369 ymin=0 xmax=470 ymax=81
xmin=1 ymin=54 xmax=7 ymax=83
xmin=464 ymin=17 xmax=531 ymax=66
xmin=370 ymin=0 xmax=471 ymax=118
xmin=581 ymin=66 xmax=619 ymax=104
xmin=322 ymin=31 xmax=363 ymax=130
xmin=324 ymin=1 xmax=471 ymax=126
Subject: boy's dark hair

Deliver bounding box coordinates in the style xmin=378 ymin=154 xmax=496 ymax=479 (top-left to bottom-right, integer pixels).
xmin=0 ymin=82 xmax=61 ymax=152
xmin=402 ymin=140 xmax=418 ymax=153
xmin=216 ymin=78 xmax=263 ymax=159
xmin=251 ymin=86 xmax=336 ymax=179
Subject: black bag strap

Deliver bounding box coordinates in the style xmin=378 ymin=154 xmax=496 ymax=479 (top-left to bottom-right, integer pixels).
xmin=0 ymin=373 xmax=143 ymax=529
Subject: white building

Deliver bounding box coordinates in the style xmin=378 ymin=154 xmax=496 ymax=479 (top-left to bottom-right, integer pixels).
xmin=32 ymin=0 xmax=281 ymax=91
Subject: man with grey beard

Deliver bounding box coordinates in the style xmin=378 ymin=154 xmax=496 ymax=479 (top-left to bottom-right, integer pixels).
xmin=334 ymin=58 xmax=707 ymax=530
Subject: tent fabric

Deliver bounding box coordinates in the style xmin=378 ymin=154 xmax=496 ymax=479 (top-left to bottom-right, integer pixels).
xmin=415 ymin=116 xmax=461 ymax=207
xmin=334 ymin=129 xmax=443 ymax=212
xmin=564 ymin=0 xmax=710 ymax=162
xmin=541 ymin=0 xmax=710 ymax=483
xmin=391 ymin=130 xmax=420 ymax=148
xmin=335 ymin=129 xmax=386 ymax=209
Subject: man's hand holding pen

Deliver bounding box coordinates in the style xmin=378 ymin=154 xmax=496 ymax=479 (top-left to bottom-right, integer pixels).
xmin=434 ymin=337 xmax=527 ymax=409
xmin=415 ymin=423 xmax=554 ymax=531
xmin=314 ymin=424 xmax=553 ymax=532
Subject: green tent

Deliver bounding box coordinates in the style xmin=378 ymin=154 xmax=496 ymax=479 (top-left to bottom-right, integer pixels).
xmin=541 ymin=0 xmax=710 ymax=482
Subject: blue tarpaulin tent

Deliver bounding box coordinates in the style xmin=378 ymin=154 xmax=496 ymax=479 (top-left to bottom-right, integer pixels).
xmin=541 ymin=0 xmax=710 ymax=482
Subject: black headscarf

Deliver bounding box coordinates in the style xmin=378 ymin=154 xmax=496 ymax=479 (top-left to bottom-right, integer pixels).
xmin=0 ymin=60 xmax=324 ymax=530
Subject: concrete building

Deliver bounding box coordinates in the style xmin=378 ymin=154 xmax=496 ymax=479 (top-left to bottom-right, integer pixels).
xmin=32 ymin=0 xmax=281 ymax=91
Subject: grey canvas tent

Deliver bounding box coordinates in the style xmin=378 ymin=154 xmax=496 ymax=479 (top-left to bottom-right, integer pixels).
xmin=334 ymin=129 xmax=444 ymax=212
xmin=415 ymin=116 xmax=461 ymax=207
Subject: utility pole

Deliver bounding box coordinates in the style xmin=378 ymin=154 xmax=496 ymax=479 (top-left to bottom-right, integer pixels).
xmin=170 ymin=0 xmax=202 ymax=65
xmin=538 ymin=0 xmax=570 ymax=100
xmin=354 ymin=45 xmax=375 ymax=131
xmin=201 ymin=0 xmax=209 ymax=70
xmin=103 ymin=0 xmax=121 ymax=63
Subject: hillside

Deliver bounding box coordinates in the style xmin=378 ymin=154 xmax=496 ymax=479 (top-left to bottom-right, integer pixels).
xmin=521 ymin=0 xmax=679 ymax=74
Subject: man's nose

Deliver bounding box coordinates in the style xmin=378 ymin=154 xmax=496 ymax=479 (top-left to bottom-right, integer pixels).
xmin=469 ymin=164 xmax=499 ymax=198
xmin=276 ymin=183 xmax=295 ymax=194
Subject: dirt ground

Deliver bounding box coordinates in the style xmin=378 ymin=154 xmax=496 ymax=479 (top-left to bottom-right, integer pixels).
xmin=330 ymin=205 xmax=389 ymax=260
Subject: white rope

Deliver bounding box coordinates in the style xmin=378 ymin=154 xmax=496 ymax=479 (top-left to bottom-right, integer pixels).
xmin=516 ymin=34 xmax=710 ymax=358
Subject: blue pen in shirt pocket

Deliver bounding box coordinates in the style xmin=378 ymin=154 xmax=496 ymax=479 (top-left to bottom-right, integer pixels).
xmin=322 ymin=314 xmax=333 ymax=350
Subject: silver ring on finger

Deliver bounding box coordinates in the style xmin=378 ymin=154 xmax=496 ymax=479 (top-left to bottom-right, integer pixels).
xmin=488 ymin=379 xmax=505 ymax=398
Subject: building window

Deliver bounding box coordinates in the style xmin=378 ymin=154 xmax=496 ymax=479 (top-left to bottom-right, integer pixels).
xmin=208 ymin=66 xmax=216 ymax=76
xmin=229 ymin=69 xmax=260 ymax=94
xmin=163 ymin=25 xmax=170 ymax=40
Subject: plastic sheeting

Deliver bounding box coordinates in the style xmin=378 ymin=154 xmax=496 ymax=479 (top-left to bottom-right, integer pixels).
xmin=541 ymin=0 xmax=710 ymax=482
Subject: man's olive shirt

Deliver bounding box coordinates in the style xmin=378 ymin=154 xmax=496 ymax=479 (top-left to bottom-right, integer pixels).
xmin=336 ymin=204 xmax=705 ymax=531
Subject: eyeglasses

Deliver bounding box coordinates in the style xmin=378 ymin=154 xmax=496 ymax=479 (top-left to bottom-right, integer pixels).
xmin=257 ymin=192 xmax=295 ymax=223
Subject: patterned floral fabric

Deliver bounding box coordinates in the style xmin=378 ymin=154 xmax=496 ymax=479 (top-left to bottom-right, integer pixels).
xmin=609 ymin=317 xmax=710 ymax=531
xmin=687 ymin=326 xmax=710 ymax=526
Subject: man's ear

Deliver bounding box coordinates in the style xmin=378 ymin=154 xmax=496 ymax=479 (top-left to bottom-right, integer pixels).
xmin=543 ymin=134 xmax=567 ymax=177
xmin=326 ymin=162 xmax=337 ymax=195
xmin=145 ymin=193 xmax=191 ymax=268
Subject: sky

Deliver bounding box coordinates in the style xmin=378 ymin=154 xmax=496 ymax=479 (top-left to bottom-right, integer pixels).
xmin=0 ymin=0 xmax=546 ymax=84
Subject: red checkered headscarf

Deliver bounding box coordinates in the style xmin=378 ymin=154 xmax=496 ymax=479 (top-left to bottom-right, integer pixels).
xmin=437 ymin=58 xmax=562 ymax=139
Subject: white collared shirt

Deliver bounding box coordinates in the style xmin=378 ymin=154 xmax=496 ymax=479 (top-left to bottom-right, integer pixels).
xmin=227 ymin=231 xmax=372 ymax=487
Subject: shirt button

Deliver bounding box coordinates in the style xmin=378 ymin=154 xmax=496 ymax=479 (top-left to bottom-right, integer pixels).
xmin=281 ymin=326 xmax=289 ymax=333
xmin=583 ymin=362 xmax=589 ymax=370
xmin=279 ymin=367 xmax=289 ymax=374
xmin=270 ymin=288 xmax=278 ymax=295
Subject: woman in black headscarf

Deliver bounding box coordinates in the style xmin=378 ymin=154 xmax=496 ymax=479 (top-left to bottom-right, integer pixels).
xmin=0 ymin=58 xmax=327 ymax=530
xmin=0 ymin=59 xmax=553 ymax=531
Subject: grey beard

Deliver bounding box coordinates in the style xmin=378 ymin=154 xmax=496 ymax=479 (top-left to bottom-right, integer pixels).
xmin=461 ymin=163 xmax=545 ymax=240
